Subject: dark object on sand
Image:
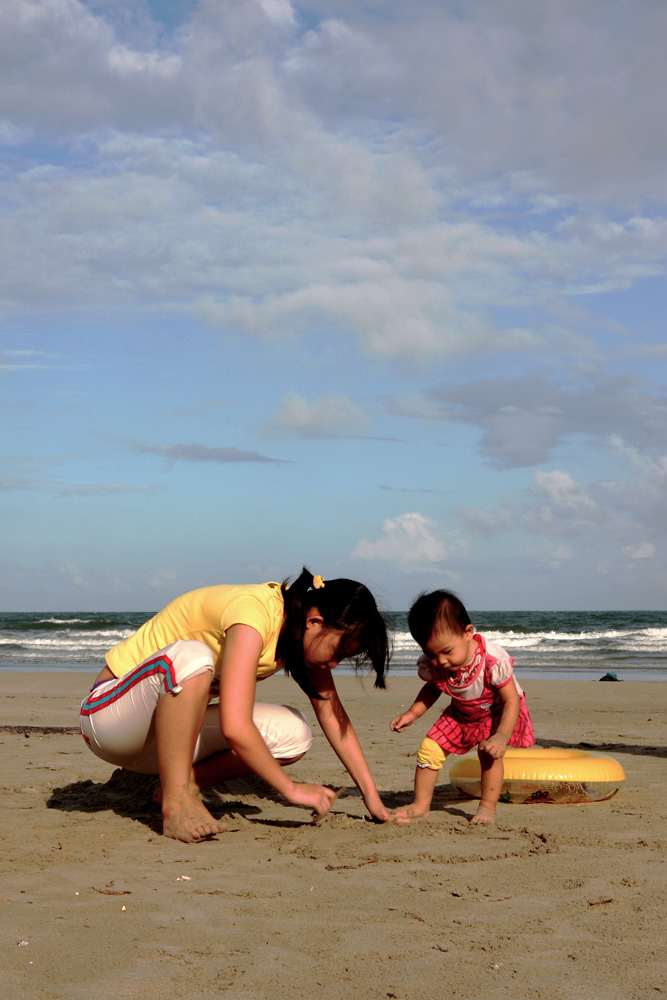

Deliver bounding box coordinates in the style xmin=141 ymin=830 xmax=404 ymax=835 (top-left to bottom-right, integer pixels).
xmin=599 ymin=672 xmax=623 ymax=682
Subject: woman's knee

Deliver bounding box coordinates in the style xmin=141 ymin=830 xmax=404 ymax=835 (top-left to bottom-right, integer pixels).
xmin=277 ymin=751 xmax=307 ymax=766
xmin=252 ymin=703 xmax=313 ymax=759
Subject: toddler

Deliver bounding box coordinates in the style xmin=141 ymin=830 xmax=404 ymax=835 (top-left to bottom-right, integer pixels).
xmin=391 ymin=590 xmax=535 ymax=824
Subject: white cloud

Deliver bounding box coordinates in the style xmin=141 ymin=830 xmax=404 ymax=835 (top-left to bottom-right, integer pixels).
xmin=515 ymin=469 xmax=613 ymax=541
xmin=609 ymin=436 xmax=667 ymax=478
xmin=49 ymin=560 xmax=89 ymax=588
xmin=459 ymin=507 xmax=513 ymax=538
xmin=385 ymin=395 xmax=445 ymax=422
xmin=3 ymin=158 xmax=662 ymax=361
xmin=0 ymin=0 xmax=184 ymax=131
xmin=459 ymin=469 xmax=607 ymax=544
xmin=281 ymin=2 xmax=667 ymax=203
xmin=634 ymin=343 xmax=667 ymax=359
xmin=272 ymin=391 xmax=369 ymax=438
xmin=458 ymin=456 xmax=667 ymax=582
xmin=597 ymin=441 xmax=667 ymax=540
xmin=0 ymin=347 xmax=78 ymax=372
xmin=530 ymin=470 xmax=597 ymax=512
xmin=257 ymin=0 xmax=296 ymax=27
xmin=2 ymin=1 xmax=666 ymax=613
xmin=622 ymin=542 xmax=655 ymax=560
xmin=0 ymin=1 xmax=665 ymax=366
xmin=149 ymin=568 xmax=177 ymax=589
xmin=425 ymin=374 xmax=667 ymax=469
xmin=352 ymin=512 xmax=447 ymax=569
xmin=545 ymin=542 xmax=575 ymax=569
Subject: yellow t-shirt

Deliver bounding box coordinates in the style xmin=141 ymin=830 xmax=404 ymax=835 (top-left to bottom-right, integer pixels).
xmin=105 ymin=583 xmax=285 ymax=681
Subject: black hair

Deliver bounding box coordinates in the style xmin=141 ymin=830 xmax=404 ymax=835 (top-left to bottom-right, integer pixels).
xmin=276 ymin=567 xmax=390 ymax=698
xmin=407 ymin=589 xmax=472 ymax=649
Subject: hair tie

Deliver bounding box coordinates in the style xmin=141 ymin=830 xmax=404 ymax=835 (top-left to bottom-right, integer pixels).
xmin=312 ymin=575 xmax=325 ymax=590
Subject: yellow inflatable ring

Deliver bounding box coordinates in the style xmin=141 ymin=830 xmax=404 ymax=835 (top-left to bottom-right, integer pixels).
xmin=448 ymin=747 xmax=626 ymax=804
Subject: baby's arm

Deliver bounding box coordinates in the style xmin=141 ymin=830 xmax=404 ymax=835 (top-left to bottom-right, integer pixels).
xmin=390 ymin=682 xmax=441 ymax=732
xmin=478 ymin=681 xmax=520 ymax=758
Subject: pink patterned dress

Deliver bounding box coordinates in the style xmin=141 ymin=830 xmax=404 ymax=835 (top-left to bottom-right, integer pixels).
xmin=418 ymin=633 xmax=535 ymax=755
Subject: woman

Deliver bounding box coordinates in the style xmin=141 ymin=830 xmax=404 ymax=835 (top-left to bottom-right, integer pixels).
xmin=81 ymin=568 xmax=390 ymax=842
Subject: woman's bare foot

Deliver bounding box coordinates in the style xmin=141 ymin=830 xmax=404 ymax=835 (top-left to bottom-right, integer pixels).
xmin=391 ymin=802 xmax=430 ymax=824
xmin=153 ymin=776 xmax=200 ymax=806
xmin=161 ymin=792 xmax=226 ymax=843
xmin=470 ymin=803 xmax=496 ymax=825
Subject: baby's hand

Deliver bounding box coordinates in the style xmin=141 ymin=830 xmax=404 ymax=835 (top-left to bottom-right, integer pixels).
xmin=478 ymin=734 xmax=508 ymax=759
xmin=390 ymin=710 xmax=417 ymax=732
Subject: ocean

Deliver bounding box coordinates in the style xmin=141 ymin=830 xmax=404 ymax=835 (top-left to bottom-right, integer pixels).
xmin=1 ymin=609 xmax=666 ymax=681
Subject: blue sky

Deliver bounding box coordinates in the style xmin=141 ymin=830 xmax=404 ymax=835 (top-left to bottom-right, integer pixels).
xmin=2 ymin=0 xmax=666 ymax=612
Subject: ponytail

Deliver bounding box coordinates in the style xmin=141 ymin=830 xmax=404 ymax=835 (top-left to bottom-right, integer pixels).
xmin=277 ymin=567 xmax=390 ymax=698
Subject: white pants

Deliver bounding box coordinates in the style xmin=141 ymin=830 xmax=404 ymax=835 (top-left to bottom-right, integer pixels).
xmin=80 ymin=639 xmax=312 ymax=774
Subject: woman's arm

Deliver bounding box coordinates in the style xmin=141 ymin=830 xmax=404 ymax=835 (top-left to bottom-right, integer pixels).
xmin=478 ymin=681 xmax=521 ymax=758
xmin=307 ymin=666 xmax=389 ymax=822
xmin=218 ymin=625 xmax=335 ymax=816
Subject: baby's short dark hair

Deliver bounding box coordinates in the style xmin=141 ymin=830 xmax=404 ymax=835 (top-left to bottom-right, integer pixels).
xmin=408 ymin=590 xmax=472 ymax=648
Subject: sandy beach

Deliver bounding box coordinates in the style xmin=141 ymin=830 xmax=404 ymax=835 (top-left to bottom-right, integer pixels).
xmin=1 ymin=671 xmax=665 ymax=1000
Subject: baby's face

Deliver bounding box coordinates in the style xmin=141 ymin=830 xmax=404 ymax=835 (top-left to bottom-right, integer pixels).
xmin=422 ymin=623 xmax=476 ymax=674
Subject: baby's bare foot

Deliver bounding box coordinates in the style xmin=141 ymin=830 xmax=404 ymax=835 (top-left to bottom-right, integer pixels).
xmin=391 ymin=803 xmax=430 ymax=824
xmin=470 ymin=804 xmax=496 ymax=825
xmin=162 ymin=796 xmax=226 ymax=843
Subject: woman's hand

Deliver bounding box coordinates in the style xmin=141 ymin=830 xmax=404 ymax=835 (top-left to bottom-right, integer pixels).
xmin=285 ymin=781 xmax=336 ymax=817
xmin=390 ymin=710 xmax=418 ymax=732
xmin=363 ymin=790 xmax=390 ymax=823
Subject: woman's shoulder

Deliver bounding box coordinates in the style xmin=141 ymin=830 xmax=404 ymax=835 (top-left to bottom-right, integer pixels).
xmin=215 ymin=583 xmax=284 ymax=639
xmin=196 ymin=582 xmax=283 ymax=608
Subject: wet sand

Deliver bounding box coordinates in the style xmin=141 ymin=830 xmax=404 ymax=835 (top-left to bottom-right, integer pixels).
xmin=1 ymin=672 xmax=666 ymax=1000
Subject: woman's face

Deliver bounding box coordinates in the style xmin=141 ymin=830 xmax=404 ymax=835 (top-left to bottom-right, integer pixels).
xmin=302 ymin=611 xmax=346 ymax=670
